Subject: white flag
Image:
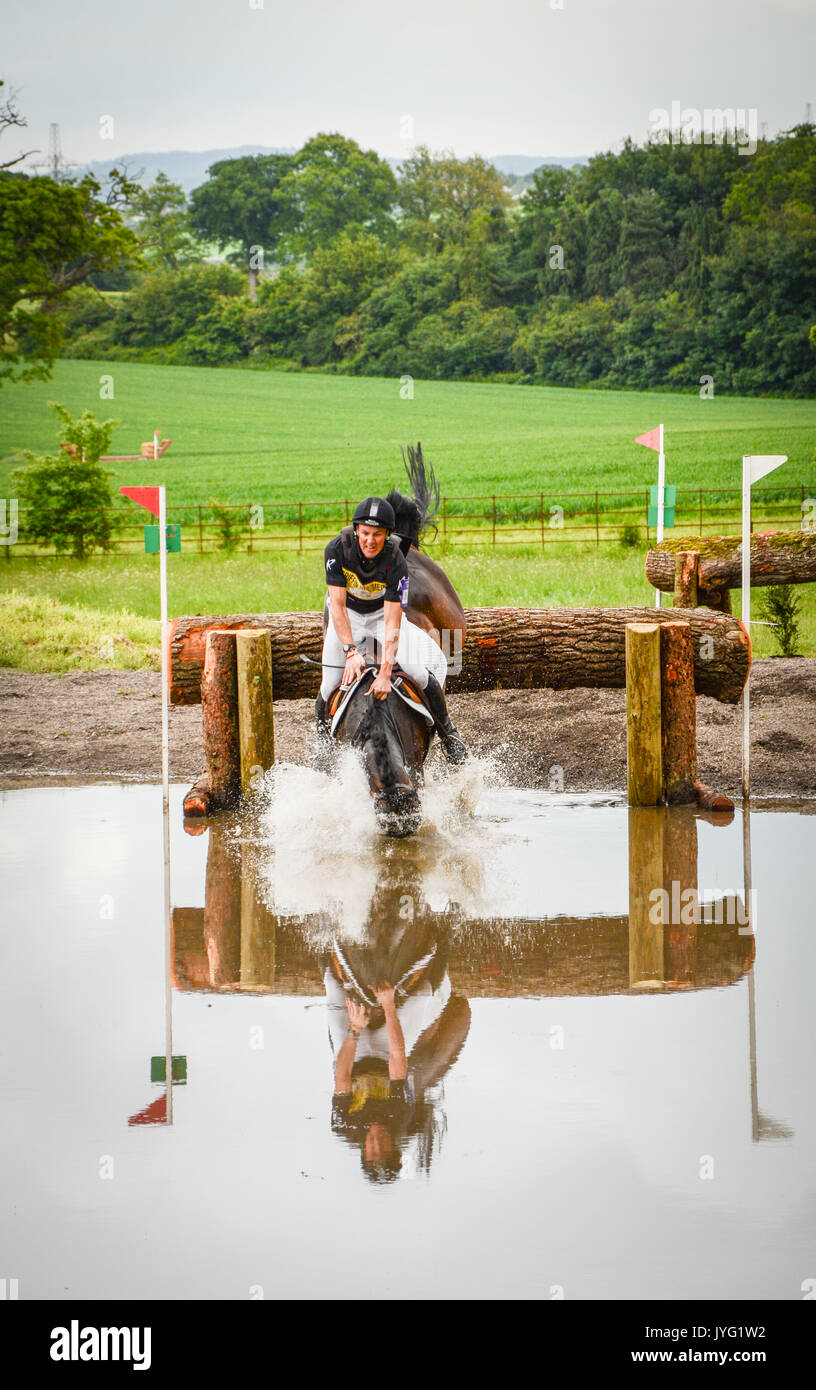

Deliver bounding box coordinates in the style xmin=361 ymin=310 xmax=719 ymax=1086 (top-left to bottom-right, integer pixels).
xmin=745 ymin=455 xmax=787 ymax=484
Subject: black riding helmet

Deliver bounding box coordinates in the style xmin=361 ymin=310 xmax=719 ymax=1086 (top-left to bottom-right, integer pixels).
xmin=352 ymin=496 xmax=396 ymax=531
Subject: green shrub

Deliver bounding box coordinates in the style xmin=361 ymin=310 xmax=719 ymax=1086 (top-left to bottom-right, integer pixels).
xmin=758 ymin=584 xmax=803 ymax=656
xmin=12 ymin=404 xmax=119 ymax=560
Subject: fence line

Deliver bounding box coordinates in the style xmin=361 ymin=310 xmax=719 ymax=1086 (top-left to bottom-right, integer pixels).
xmin=4 ymin=483 xmax=815 ymax=559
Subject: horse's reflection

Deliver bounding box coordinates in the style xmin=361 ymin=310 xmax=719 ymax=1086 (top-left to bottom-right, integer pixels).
xmin=324 ymin=893 xmax=470 ymax=1182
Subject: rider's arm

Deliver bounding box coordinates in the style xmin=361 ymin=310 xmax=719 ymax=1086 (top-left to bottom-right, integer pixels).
xmin=327 ymin=585 xmax=354 ymax=648
xmin=376 ymin=986 xmax=408 ymax=1081
xmin=378 ymin=600 xmax=402 ymax=682
xmin=334 ymin=1033 xmax=357 ymax=1094
xmin=327 ymin=586 xmax=365 ymax=686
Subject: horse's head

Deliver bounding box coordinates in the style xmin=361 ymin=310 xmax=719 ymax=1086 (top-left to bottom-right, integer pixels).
xmin=335 ymin=671 xmax=431 ymax=837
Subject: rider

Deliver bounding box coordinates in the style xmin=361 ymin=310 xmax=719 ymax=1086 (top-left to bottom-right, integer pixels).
xmin=316 ymin=496 xmax=466 ymax=763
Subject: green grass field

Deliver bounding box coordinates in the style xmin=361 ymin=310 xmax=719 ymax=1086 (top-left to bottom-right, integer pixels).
xmin=2 ymin=360 xmax=815 ymax=513
xmin=1 ymin=361 xmax=815 ymax=668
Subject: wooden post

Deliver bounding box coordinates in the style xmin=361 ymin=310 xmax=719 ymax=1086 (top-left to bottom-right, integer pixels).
xmin=202 ymin=630 xmax=241 ymax=809
xmin=659 ymin=620 xmax=697 ymax=804
xmin=662 ymin=805 xmax=698 ymax=988
xmin=628 ymin=807 xmax=665 ymax=987
xmin=236 ymin=629 xmax=275 ymax=795
xmin=240 ymin=841 xmax=276 ymax=990
xmin=204 ymin=819 xmax=242 ymax=987
xmin=626 ymin=622 xmax=663 ymax=806
xmin=594 ymin=490 xmax=600 ymax=547
xmin=673 ymin=550 xmax=699 ymax=608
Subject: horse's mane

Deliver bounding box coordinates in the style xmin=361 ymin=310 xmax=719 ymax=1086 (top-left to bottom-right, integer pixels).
xmin=386 ymin=443 xmax=440 ymax=551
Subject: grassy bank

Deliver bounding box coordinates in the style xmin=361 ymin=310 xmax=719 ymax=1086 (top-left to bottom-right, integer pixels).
xmin=2 ymin=546 xmax=815 ymax=671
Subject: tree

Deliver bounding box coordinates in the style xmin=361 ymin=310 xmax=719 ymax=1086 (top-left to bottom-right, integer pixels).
xmin=12 ymin=404 xmax=119 ymax=559
xmin=0 ymin=80 xmax=37 ymax=170
xmin=278 ymin=133 xmax=398 ymax=257
xmin=188 ymin=154 xmax=296 ymax=298
xmin=0 ymin=168 xmax=142 ymax=384
xmin=132 ymin=171 xmax=200 ymax=269
xmin=398 ymin=147 xmax=513 ymax=252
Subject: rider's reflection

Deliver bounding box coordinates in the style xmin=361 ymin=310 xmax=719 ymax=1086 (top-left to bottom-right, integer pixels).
xmin=325 ymin=919 xmax=470 ymax=1182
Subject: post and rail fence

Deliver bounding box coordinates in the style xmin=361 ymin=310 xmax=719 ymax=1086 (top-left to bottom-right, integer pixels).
xmin=4 ymin=483 xmax=815 ymax=560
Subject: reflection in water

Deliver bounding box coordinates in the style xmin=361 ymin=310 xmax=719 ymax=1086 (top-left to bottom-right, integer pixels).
xmin=172 ymin=799 xmax=760 ymax=1174
xmin=326 ymin=908 xmax=469 ymax=1182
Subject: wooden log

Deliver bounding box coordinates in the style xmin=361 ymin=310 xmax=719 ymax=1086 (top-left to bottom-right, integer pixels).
xmin=673 ymin=551 xmax=698 ymax=608
xmin=173 ymin=905 xmax=754 ymax=997
xmin=183 ymin=770 xmax=212 ymax=818
xmin=647 ymin=529 xmax=816 ymax=597
xmin=169 ymin=605 xmax=751 ymax=706
xmin=626 ymin=623 xmax=663 ymax=806
xmin=235 ymin=629 xmax=275 ymax=795
xmin=660 ymin=621 xmax=697 ymax=804
xmin=202 ymin=630 xmax=240 ymax=809
xmin=699 ymin=586 xmax=732 ymax=615
xmin=694 ymin=779 xmax=735 ymax=812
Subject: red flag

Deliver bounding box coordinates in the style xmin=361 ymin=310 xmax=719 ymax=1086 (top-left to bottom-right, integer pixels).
xmin=120 ymin=486 xmax=161 ymax=517
xmin=635 ymin=426 xmax=662 ymax=452
xmin=128 ymin=1092 xmax=167 ymax=1126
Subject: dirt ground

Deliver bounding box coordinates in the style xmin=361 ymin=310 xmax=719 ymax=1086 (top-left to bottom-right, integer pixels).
xmin=1 ymin=658 xmax=814 ymax=798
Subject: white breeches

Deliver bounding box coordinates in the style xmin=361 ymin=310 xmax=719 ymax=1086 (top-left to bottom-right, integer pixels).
xmin=320 ymin=605 xmax=448 ymax=700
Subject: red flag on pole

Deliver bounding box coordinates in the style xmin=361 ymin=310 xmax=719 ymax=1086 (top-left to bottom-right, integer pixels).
xmin=634 ymin=427 xmax=662 ymax=451
xmin=120 ymin=486 xmax=161 ymax=517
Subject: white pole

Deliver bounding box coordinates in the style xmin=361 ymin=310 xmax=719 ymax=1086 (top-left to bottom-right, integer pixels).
xmin=154 ymin=429 xmax=160 ymax=462
xmin=741 ymin=456 xmax=751 ymax=802
xmin=158 ymin=485 xmax=173 ymax=1124
xmin=655 ymin=423 xmax=665 ymax=609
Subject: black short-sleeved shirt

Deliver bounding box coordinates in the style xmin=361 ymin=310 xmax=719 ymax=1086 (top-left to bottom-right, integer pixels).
xmin=324 ymin=531 xmax=410 ymax=614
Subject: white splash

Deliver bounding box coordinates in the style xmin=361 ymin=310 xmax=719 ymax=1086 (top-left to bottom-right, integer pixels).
xmin=243 ymin=742 xmax=516 ymax=940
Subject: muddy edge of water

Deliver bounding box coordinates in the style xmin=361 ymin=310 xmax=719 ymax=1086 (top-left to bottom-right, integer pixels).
xmin=0 ymin=658 xmax=814 ymax=797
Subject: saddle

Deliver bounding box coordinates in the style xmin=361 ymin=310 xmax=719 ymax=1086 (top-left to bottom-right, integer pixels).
xmin=326 ymin=666 xmax=434 ymax=731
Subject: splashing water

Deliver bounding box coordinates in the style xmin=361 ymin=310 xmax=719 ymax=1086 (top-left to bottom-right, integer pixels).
xmin=245 ymin=744 xmax=515 ymax=937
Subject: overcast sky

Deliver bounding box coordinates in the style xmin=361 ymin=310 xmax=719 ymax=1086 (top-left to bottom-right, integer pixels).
xmin=3 ymin=0 xmax=814 ymax=167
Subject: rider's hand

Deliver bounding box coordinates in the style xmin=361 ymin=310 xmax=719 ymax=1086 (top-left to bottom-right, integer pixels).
xmin=343 ymin=651 xmax=365 ymax=687
xmin=369 ymin=670 xmax=391 ymax=700
xmin=346 ymin=997 xmax=370 ymax=1032
xmin=374 ymin=983 xmax=396 ymax=1010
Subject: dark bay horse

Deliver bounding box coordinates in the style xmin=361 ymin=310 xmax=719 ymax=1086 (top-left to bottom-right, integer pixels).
xmin=321 ymin=445 xmax=467 ymax=837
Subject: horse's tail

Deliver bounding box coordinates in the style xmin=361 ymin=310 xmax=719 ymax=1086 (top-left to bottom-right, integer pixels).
xmin=386 ymin=442 xmax=440 ymax=550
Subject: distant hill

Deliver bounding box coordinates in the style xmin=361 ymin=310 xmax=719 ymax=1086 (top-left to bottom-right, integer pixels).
xmin=490 ymin=154 xmax=588 ymax=175
xmin=78 ymin=145 xmax=297 ymax=194
xmin=75 ymin=145 xmax=588 ymax=194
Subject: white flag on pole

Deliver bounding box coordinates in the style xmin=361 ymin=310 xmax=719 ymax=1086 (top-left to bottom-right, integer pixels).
xmin=745 ymin=455 xmax=787 ymax=485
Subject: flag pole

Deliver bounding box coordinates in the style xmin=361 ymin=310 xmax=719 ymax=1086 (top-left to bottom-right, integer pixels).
xmin=655 ymin=423 xmax=665 ymax=609
xmin=158 ymin=485 xmax=173 ymax=1124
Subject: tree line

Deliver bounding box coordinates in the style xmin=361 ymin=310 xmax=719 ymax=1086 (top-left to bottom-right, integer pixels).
xmin=3 ymin=96 xmax=815 ymax=395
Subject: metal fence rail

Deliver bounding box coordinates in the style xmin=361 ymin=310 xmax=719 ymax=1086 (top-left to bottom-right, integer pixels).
xmin=4 ymin=484 xmax=815 ymax=558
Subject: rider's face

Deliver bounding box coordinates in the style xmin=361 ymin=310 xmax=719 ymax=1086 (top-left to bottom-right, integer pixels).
xmin=356 ymin=524 xmax=388 ymax=559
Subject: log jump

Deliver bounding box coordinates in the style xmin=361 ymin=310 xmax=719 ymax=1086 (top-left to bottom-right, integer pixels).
xmin=174 ymin=607 xmax=749 ymax=819
xmin=169 ymin=606 xmax=750 ymax=706
xmin=646 ymin=529 xmax=816 ymax=612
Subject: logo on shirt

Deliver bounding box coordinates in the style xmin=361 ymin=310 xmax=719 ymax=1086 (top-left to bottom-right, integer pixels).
xmin=327 ymin=557 xmax=338 ymax=571
xmin=342 ymin=566 xmax=386 ymax=601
